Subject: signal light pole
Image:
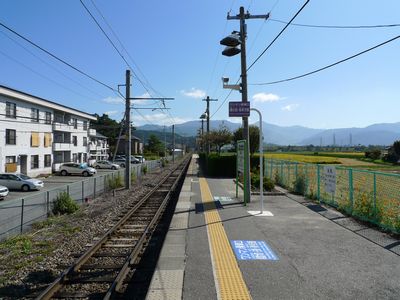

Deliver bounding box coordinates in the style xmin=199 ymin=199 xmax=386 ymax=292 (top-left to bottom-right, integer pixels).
xmin=222 ymin=7 xmax=269 ymax=203
xmin=202 ymin=96 xmax=218 ymax=154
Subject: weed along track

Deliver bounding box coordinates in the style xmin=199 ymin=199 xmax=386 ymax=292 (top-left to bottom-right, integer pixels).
xmin=35 ymin=156 xmax=191 ymax=299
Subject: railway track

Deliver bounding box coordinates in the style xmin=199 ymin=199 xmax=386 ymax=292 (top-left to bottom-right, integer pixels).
xmin=36 ymin=156 xmax=191 ymax=299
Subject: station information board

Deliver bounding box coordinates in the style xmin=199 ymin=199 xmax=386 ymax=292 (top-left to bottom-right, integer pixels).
xmin=323 ymin=166 xmax=336 ymax=194
xmin=237 ymin=140 xmax=246 ymax=173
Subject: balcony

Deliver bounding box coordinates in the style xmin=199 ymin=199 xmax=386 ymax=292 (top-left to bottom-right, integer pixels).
xmin=52 ymin=122 xmax=75 ymax=132
xmin=89 ymin=129 xmax=96 ymax=136
xmin=53 ymin=142 xmax=73 ymax=151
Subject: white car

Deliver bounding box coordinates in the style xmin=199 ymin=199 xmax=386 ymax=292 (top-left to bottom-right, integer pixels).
xmin=0 ymin=173 xmax=44 ymax=191
xmin=59 ymin=163 xmax=97 ymax=177
xmin=113 ymin=157 xmax=140 ymax=167
xmin=0 ymin=185 xmax=9 ymax=200
xmin=93 ymin=160 xmax=120 ymax=170
xmin=134 ymin=155 xmax=145 ymax=163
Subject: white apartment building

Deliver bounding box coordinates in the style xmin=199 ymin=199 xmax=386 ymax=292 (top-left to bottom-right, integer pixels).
xmin=0 ymin=85 xmax=97 ymax=177
xmin=89 ymin=130 xmax=109 ymax=161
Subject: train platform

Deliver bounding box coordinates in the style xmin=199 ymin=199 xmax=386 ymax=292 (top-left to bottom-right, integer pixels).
xmin=146 ymin=155 xmax=400 ymax=300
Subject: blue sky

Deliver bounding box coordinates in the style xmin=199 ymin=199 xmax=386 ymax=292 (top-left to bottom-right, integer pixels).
xmin=0 ymin=0 xmax=399 ymax=129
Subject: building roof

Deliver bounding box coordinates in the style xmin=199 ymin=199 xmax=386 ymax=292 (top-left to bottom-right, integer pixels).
xmin=121 ymin=134 xmax=141 ymax=141
xmin=91 ymin=132 xmax=107 ymax=139
xmin=0 ymin=85 xmax=97 ymax=121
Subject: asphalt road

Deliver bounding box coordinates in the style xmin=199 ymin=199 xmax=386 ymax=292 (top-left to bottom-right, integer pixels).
xmin=1 ymin=168 xmax=119 ymax=202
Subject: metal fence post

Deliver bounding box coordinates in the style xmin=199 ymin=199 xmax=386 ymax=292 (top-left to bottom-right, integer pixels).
xmin=66 ymin=184 xmax=70 ymax=196
xmin=280 ymin=161 xmax=283 ymax=186
xmin=20 ymin=198 xmax=25 ymax=233
xmin=46 ymin=191 xmax=50 ymax=216
xmin=349 ymin=168 xmax=353 ymax=212
xmin=82 ymin=181 xmax=84 ymax=202
xmin=270 ymin=159 xmax=273 ymax=179
xmin=317 ymin=165 xmax=321 ymax=203
xmin=373 ymin=172 xmax=377 ymax=219
xmin=94 ymin=177 xmax=97 ymax=198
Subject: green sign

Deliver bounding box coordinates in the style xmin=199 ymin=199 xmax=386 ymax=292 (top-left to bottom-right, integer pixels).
xmin=236 ymin=140 xmax=248 ymax=204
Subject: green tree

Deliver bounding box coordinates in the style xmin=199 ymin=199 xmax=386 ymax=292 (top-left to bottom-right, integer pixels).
xmin=147 ymin=134 xmax=164 ymax=155
xmin=91 ymin=113 xmax=122 ymax=155
xmin=233 ymin=125 xmax=260 ymax=155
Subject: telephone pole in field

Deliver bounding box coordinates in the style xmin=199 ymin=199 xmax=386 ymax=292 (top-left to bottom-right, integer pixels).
xmin=125 ymin=70 xmax=131 ymax=189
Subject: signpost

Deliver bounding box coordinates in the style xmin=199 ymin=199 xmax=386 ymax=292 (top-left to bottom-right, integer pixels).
xmin=323 ymin=166 xmax=336 ymax=195
xmin=229 ymin=101 xmax=250 ymax=117
xmin=236 ymin=140 xmax=248 ymax=204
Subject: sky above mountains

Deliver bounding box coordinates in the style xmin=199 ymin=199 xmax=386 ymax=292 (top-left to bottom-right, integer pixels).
xmin=1 ymin=0 xmax=399 ymax=129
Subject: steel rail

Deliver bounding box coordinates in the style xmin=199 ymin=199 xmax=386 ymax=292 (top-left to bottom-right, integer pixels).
xmin=36 ymin=156 xmax=191 ymax=300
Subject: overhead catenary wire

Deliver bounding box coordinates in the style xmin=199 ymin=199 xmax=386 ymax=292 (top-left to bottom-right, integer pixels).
xmin=0 ymin=20 xmax=116 ymax=92
xmin=250 ymin=34 xmax=400 ymax=85
xmin=247 ymin=0 xmax=310 ymax=72
xmin=269 ymin=18 xmax=400 ymax=29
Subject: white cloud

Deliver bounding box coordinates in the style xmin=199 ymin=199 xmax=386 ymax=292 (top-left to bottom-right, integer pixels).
xmin=252 ymin=93 xmax=281 ymax=103
xmin=281 ymin=104 xmax=299 ymax=111
xmin=180 ymin=88 xmax=206 ymax=99
xmin=134 ymin=113 xmax=189 ymax=126
xmin=104 ymin=110 xmax=119 ymax=116
xmin=102 ymin=96 xmax=124 ymax=104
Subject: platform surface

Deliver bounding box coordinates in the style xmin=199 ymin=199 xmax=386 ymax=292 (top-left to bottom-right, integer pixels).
xmin=146 ymin=155 xmax=400 ymax=300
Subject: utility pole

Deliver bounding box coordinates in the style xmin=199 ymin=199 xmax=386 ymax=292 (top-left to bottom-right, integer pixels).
xmin=164 ymin=125 xmax=166 ymax=158
xmin=227 ymin=7 xmax=269 ymax=203
xmin=125 ymin=70 xmax=131 ymax=189
xmin=202 ymin=96 xmax=218 ymax=154
xmin=172 ymin=124 xmax=175 ymax=163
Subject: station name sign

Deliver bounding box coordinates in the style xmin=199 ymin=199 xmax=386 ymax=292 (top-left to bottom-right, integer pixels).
xmin=229 ymin=101 xmax=250 ymax=117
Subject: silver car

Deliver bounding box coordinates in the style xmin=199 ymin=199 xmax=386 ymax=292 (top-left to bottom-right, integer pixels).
xmin=0 ymin=185 xmax=9 ymax=199
xmin=59 ymin=163 xmax=97 ymax=177
xmin=0 ymin=173 xmax=44 ymax=191
xmin=93 ymin=160 xmax=120 ymax=170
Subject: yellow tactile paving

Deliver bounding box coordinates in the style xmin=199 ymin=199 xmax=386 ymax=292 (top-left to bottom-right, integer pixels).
xmin=199 ymin=177 xmax=251 ymax=300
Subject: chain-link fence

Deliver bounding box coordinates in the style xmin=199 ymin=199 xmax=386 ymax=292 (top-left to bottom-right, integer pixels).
xmin=0 ymin=159 xmax=163 ymax=241
xmin=265 ymin=158 xmax=400 ymax=234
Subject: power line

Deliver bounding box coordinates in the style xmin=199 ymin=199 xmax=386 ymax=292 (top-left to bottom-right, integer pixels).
xmin=79 ymin=0 xmax=162 ymax=99
xmin=247 ymin=0 xmax=310 ymax=72
xmin=269 ymin=18 xmax=400 ymax=29
xmin=250 ymin=34 xmax=400 ymax=85
xmin=0 ymin=29 xmax=107 ymax=100
xmin=0 ymin=20 xmax=116 ymax=91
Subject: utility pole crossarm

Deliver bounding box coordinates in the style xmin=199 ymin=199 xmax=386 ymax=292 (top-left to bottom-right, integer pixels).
xmin=227 ymin=12 xmax=269 ymax=20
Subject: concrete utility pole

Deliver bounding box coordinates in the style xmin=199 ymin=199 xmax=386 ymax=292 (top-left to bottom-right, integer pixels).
xmin=125 ymin=70 xmax=131 ymax=189
xmin=202 ymin=96 xmax=218 ymax=153
xmin=164 ymin=125 xmax=166 ymax=158
xmin=172 ymin=124 xmax=175 ymax=163
xmin=227 ymin=7 xmax=269 ymax=203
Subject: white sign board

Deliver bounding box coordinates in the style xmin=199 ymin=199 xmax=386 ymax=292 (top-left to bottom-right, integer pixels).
xmin=323 ymin=166 xmax=336 ymax=194
xmin=237 ymin=140 xmax=245 ymax=173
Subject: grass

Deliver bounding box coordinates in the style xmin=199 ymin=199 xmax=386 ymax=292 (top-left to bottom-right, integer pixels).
xmin=0 ymin=214 xmax=81 ymax=286
xmin=262 ymin=153 xmax=341 ymax=164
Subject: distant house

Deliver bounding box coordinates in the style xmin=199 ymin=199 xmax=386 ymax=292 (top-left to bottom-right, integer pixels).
xmin=116 ymin=135 xmax=143 ymax=155
xmin=89 ymin=130 xmax=109 ymax=161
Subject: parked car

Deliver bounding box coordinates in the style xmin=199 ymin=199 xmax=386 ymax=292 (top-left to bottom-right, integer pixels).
xmin=134 ymin=155 xmax=145 ymax=163
xmin=93 ymin=160 xmax=120 ymax=170
xmin=0 ymin=185 xmax=9 ymax=199
xmin=59 ymin=163 xmax=97 ymax=177
xmin=113 ymin=157 xmax=140 ymax=168
xmin=0 ymin=173 xmax=44 ymax=191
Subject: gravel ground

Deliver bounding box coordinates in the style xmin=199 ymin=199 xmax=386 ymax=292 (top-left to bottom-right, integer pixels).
xmin=0 ymin=162 xmax=180 ymax=299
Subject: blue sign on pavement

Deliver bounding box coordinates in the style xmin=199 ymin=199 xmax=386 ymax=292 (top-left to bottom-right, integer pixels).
xmin=230 ymin=240 xmax=279 ymax=260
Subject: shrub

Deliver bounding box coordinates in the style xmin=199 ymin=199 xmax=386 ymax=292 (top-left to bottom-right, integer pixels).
xmin=251 ymin=173 xmax=274 ymax=191
xmin=108 ymin=175 xmax=123 ymax=189
xmin=200 ymin=153 xmax=236 ymax=177
xmin=52 ymin=192 xmax=79 ymax=215
xmin=274 ymin=171 xmax=283 ymax=186
xmin=142 ymin=165 xmax=148 ymax=175
xmin=293 ymin=174 xmax=306 ymax=195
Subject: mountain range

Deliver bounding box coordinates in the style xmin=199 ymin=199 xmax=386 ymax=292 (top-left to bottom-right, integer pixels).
xmin=136 ymin=120 xmax=400 ymax=146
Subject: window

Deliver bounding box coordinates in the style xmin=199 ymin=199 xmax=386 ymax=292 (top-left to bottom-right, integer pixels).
xmin=83 ymin=137 xmax=87 ymax=146
xmin=31 ymin=132 xmax=40 ymax=147
xmin=44 ymin=154 xmax=51 ymax=167
xmin=72 ymin=153 xmax=77 ymax=162
xmin=31 ymin=108 xmax=39 ymax=122
xmin=6 ymin=156 xmax=16 ymax=163
xmin=5 ymin=129 xmax=16 ymax=145
xmin=73 ymin=136 xmax=78 ymax=146
xmin=72 ymin=118 xmax=77 ymax=129
xmin=83 ymin=153 xmax=87 ymax=162
xmin=45 ymin=112 xmax=52 ymax=124
xmin=44 ymin=133 xmax=52 ymax=147
xmin=31 ymin=155 xmax=39 ymax=169
xmin=83 ymin=121 xmax=88 ymax=130
xmin=6 ymin=102 xmax=16 ymax=118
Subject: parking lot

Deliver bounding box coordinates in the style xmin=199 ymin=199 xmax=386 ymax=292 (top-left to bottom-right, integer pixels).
xmin=1 ymin=168 xmax=122 ymax=202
